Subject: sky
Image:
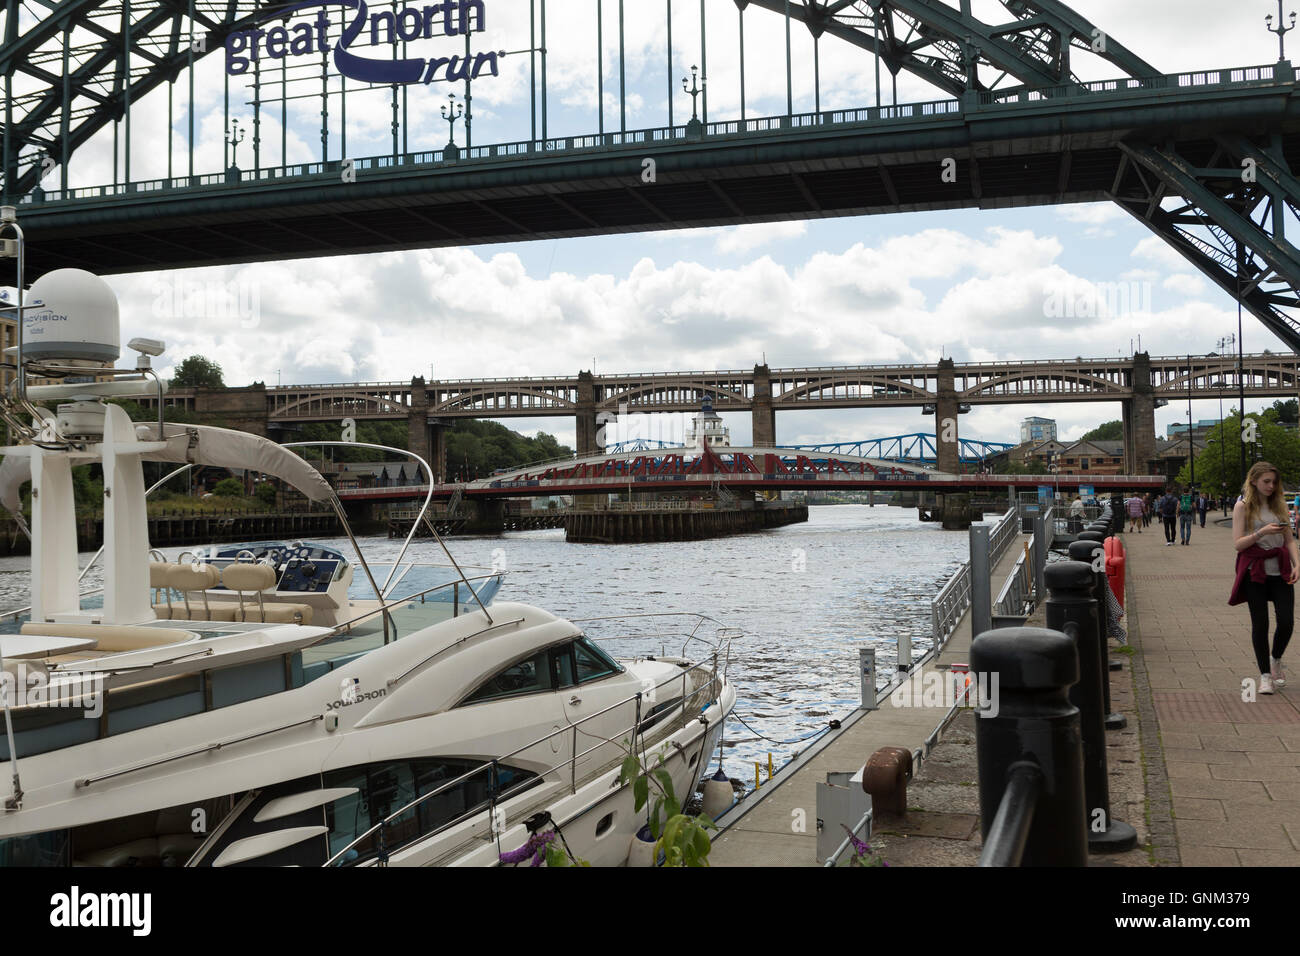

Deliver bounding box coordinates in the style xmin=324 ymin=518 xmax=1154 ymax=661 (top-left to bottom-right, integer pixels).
xmin=7 ymin=0 xmax=1298 ymax=451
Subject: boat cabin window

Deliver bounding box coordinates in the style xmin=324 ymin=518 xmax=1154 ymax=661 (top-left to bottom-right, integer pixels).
xmin=462 ymin=638 xmax=623 ymax=705
xmin=462 ymin=649 xmax=552 ymax=703
xmin=573 ymin=637 xmax=620 ymax=683
xmin=323 ymin=758 xmax=537 ymax=866
xmin=0 ymin=829 xmax=71 ymax=866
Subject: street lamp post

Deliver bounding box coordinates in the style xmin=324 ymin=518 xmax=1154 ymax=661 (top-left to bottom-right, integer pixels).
xmin=1187 ymin=353 xmax=1195 ymax=488
xmin=1267 ymin=0 xmax=1297 ymax=61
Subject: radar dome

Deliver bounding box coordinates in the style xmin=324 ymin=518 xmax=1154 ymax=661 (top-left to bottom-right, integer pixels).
xmin=23 ymin=269 xmax=120 ymax=365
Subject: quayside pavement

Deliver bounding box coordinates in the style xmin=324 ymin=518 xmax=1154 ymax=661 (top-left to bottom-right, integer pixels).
xmin=1126 ymin=516 xmax=1300 ymax=866
xmin=708 ymin=529 xmax=1029 ymax=867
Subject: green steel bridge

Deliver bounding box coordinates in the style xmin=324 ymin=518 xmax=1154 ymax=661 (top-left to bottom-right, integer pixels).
xmin=4 ymin=1 xmax=1300 ymax=351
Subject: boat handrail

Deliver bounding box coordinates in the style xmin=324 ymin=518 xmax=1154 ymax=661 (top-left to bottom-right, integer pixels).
xmin=76 ymin=715 xmax=325 ymax=789
xmin=323 ymin=655 xmax=723 ymax=867
xmin=384 ymin=616 xmax=526 ymax=688
xmin=566 ymin=611 xmax=742 ymax=659
xmin=325 ymin=571 xmax=506 ymax=639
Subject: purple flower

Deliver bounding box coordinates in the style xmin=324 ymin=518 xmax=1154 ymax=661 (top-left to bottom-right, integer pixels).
xmin=500 ymin=830 xmax=557 ymax=867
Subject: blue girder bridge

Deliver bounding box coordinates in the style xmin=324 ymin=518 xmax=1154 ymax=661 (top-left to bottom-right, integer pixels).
xmin=5 ymin=2 xmax=1300 ymax=349
xmin=604 ymin=433 xmax=1014 ymax=465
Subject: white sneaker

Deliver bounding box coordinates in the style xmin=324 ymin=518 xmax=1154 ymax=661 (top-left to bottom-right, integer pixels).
xmin=1273 ymin=658 xmax=1287 ymax=688
xmin=1261 ymin=673 xmax=1275 ymax=695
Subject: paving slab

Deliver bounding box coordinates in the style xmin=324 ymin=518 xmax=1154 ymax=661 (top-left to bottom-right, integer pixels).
xmin=1127 ymin=516 xmax=1300 ymax=865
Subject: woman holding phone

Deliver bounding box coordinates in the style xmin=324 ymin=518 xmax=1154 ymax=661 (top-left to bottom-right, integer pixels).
xmin=1231 ymin=462 xmax=1300 ymax=694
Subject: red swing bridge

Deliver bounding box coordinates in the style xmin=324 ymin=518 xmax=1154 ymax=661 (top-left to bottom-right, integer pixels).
xmin=338 ymin=443 xmax=1168 ymax=503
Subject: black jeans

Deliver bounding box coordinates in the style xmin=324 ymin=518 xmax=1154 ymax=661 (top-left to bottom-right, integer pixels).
xmin=1244 ymin=575 xmax=1295 ymax=675
xmin=1162 ymin=515 xmax=1176 ymax=542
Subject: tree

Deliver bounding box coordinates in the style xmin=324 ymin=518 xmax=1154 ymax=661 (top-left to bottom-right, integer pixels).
xmin=1177 ymin=411 xmax=1300 ymax=492
xmin=255 ymin=481 xmax=277 ymax=506
xmin=211 ymin=477 xmax=245 ymax=497
xmin=1271 ymin=399 xmax=1298 ymax=426
xmin=1081 ymin=420 xmax=1123 ymax=442
xmin=170 ymin=355 xmax=225 ymax=388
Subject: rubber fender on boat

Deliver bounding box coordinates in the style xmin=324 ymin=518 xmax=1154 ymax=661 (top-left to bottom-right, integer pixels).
xmin=1104 ymin=536 xmax=1125 ymax=609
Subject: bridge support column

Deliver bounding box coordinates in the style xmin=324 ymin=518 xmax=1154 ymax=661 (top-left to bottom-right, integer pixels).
xmin=1122 ymin=352 xmax=1157 ymax=475
xmin=406 ymin=377 xmax=433 ymax=475
xmin=935 ymin=358 xmax=960 ymax=474
xmin=752 ymin=364 xmax=776 ymax=447
xmin=428 ymin=419 xmax=447 ymax=485
xmin=462 ymin=499 xmax=505 ymax=534
xmin=576 ymin=370 xmax=603 ymax=458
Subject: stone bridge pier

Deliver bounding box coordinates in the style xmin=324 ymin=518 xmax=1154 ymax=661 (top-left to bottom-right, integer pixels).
xmin=752 ymin=364 xmax=776 ymax=447
xmin=1121 ymin=352 xmax=1157 ymax=476
xmin=575 ymin=370 xmax=603 ymax=458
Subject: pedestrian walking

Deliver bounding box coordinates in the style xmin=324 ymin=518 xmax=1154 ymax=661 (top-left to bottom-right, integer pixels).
xmin=1179 ymin=488 xmax=1195 ymax=545
xmin=1069 ymin=494 xmax=1085 ymax=533
xmin=1160 ymin=488 xmax=1178 ymax=545
xmin=1197 ymin=492 xmax=1209 ymax=528
xmin=1125 ymin=492 xmax=1144 ymax=533
xmin=1229 ymin=462 xmax=1300 ymax=695
xmin=1143 ymin=493 xmax=1153 ymax=528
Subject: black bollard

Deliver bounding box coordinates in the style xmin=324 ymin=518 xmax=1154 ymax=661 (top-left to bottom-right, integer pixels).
xmin=1044 ymin=562 xmax=1137 ymax=852
xmin=1068 ymin=539 xmax=1127 ymax=731
xmin=972 ymin=626 xmax=1087 ymax=866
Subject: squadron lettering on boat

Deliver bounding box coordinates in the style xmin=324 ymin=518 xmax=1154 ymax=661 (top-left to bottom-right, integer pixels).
xmin=326 ymin=687 xmax=387 ymax=710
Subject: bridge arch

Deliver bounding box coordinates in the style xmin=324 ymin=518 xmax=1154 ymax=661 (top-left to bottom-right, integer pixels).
xmin=271 ymin=389 xmax=411 ymax=421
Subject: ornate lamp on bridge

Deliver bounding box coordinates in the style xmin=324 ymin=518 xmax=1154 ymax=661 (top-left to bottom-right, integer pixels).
xmin=225 ymin=119 xmax=245 ymax=184
xmin=682 ymin=65 xmax=705 ymax=139
xmin=1267 ymin=0 xmax=1297 ymax=64
xmin=442 ymin=94 xmax=466 ymax=162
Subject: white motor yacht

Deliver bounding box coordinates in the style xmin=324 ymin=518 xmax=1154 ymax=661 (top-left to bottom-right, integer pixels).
xmin=0 ymin=257 xmax=736 ymax=867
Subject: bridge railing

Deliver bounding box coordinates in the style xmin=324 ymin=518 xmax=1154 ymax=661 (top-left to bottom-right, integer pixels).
xmin=979 ymin=63 xmax=1281 ymax=105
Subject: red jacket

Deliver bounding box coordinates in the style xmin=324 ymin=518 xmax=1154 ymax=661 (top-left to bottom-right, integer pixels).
xmin=1229 ymin=545 xmax=1294 ymax=605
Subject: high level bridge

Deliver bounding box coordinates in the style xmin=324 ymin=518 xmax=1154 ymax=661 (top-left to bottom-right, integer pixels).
xmin=5 ymin=2 xmax=1300 ymax=352
xmin=145 ymin=351 xmax=1300 ymax=479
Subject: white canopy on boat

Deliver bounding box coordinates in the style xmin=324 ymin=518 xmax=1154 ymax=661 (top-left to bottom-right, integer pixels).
xmin=0 ymin=421 xmax=335 ymax=520
xmin=139 ymin=423 xmax=335 ymax=502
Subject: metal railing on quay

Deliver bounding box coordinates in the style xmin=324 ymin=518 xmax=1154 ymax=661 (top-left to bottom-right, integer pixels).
xmin=322 ymin=653 xmax=725 ymax=867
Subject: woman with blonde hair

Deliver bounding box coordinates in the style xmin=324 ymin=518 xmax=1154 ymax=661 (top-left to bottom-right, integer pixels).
xmin=1230 ymin=462 xmax=1300 ymax=694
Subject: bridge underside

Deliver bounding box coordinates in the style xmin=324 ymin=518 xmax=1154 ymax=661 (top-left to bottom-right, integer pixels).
xmin=14 ymin=84 xmax=1300 ymax=300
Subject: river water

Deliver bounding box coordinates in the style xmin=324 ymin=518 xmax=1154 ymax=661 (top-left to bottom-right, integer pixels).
xmin=0 ymin=504 xmax=967 ymax=781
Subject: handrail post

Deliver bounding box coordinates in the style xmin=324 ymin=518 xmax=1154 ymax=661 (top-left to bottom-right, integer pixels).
xmin=1032 ymin=513 xmax=1046 ymax=599
xmin=970 ymin=522 xmax=992 ymax=640
xmin=972 ymin=626 xmax=1086 ymax=866
xmin=1044 ymin=562 xmax=1137 ymax=852
xmin=1071 ymin=536 xmax=1126 ymax=731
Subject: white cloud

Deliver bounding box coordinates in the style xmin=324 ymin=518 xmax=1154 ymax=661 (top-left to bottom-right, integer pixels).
xmin=714 ymin=221 xmax=807 ymax=255
xmin=1057 ymin=204 xmax=1125 ymax=226
xmin=1163 ymin=273 xmax=1207 ymax=297
xmin=1132 ymin=236 xmax=1193 ymax=273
